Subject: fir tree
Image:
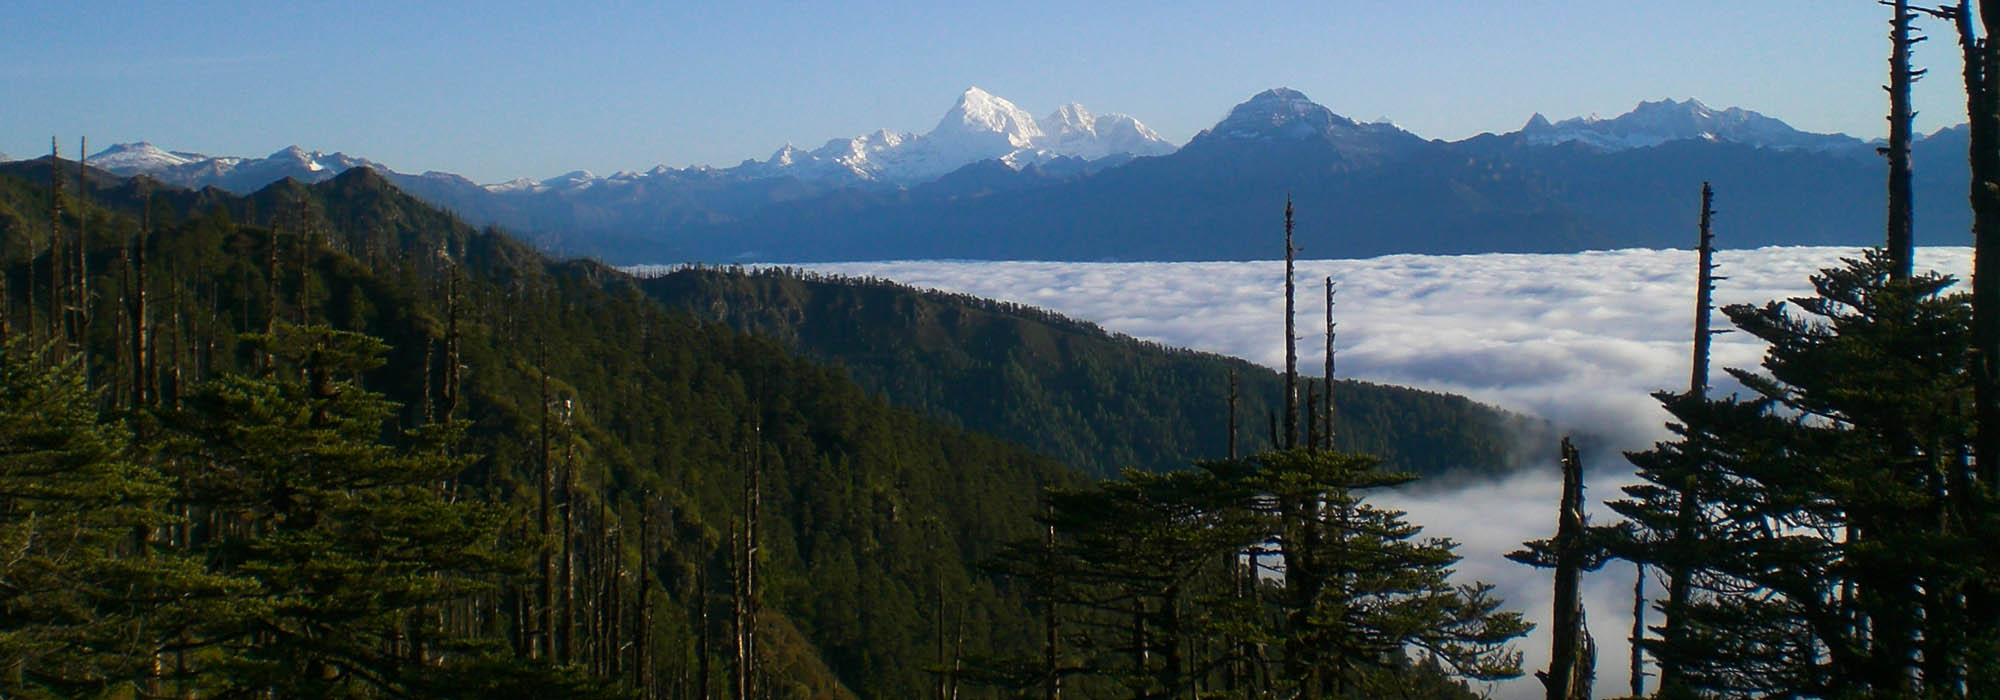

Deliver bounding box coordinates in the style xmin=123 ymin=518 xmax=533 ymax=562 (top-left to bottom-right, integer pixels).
xmin=161 ymin=323 xmax=519 ymax=695
xmin=0 ymin=341 xmax=237 ymax=697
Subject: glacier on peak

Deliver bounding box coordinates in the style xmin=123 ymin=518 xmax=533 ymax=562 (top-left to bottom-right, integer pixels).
xmin=742 ymin=86 xmax=1176 ymax=185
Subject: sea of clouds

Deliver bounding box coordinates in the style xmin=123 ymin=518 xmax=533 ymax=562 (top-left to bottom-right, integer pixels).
xmin=780 ymin=246 xmax=1973 ymax=699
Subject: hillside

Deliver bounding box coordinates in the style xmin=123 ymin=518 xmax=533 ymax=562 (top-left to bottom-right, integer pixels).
xmin=642 ymin=266 xmax=1550 ymax=480
xmin=0 ymin=160 xmax=1075 ymax=697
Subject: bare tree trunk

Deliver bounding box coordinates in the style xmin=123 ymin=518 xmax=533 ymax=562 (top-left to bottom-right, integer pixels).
xmin=132 ymin=233 xmax=150 ymax=409
xmin=1690 ymin=183 xmax=1718 ymax=395
xmin=443 ymin=270 xmax=462 ymax=420
xmin=1324 ymin=277 xmax=1336 ymax=450
xmin=296 ymin=197 xmax=311 ymax=326
xmin=1226 ymin=369 xmax=1239 ymax=460
xmin=539 ymin=354 xmax=555 ymax=661
xmin=699 ymin=563 xmax=713 ymax=700
xmin=1941 ymin=4 xmax=2000 ymax=696
xmin=1304 ymin=383 xmax=1319 ymax=453
xmin=561 ymin=437 xmax=577 ymax=666
xmin=75 ymin=137 xmax=91 ymax=374
xmin=1044 ymin=513 xmax=1061 ymax=700
xmin=1539 ymin=438 xmax=1592 ymax=700
xmin=49 ymin=137 xmax=66 ymax=353
xmin=1630 ymin=561 xmax=1646 ymax=698
xmin=1282 ymin=197 xmax=1298 ymax=449
xmin=1886 ymin=0 xmax=1921 ymax=279
xmin=636 ymin=491 xmax=653 ymax=698
xmin=1660 ymin=183 xmax=1719 ymax=696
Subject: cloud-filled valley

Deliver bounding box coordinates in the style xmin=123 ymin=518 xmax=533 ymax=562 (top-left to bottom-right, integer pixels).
xmin=783 ymin=246 xmax=1974 ymax=698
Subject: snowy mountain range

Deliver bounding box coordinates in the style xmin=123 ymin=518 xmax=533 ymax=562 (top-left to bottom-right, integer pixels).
xmin=73 ymin=89 xmax=1896 ymax=196
xmin=77 ymin=87 xmax=1174 ymax=194
xmin=82 ymin=142 xmax=392 ymax=193
xmin=47 ymin=86 xmax=1967 ymax=264
xmin=1517 ymin=98 xmax=1867 ymax=152
xmin=734 ymin=86 xmax=1175 ymax=184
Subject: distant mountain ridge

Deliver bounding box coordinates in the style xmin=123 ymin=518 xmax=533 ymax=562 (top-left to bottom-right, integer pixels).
xmin=65 ymin=87 xmax=1965 ymax=263
xmin=1518 ymin=97 xmax=1870 ymax=153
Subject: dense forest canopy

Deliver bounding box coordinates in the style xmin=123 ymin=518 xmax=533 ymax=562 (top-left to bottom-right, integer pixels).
xmin=0 ymin=161 xmax=1540 ymax=697
xmin=642 ymin=266 xmax=1550 ymax=480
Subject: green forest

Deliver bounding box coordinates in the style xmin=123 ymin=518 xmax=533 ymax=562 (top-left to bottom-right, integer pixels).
xmin=0 ymin=162 xmax=1533 ymax=697
xmin=642 ymin=266 xmax=1549 ymax=480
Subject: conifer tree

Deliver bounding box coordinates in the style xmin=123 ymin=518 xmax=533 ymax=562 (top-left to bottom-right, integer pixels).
xmin=162 ymin=323 xmax=517 ymax=695
xmin=986 ymin=449 xmax=1528 ymax=697
xmin=1612 ymin=252 xmax=1984 ymax=696
xmin=0 ymin=341 xmax=235 ymax=697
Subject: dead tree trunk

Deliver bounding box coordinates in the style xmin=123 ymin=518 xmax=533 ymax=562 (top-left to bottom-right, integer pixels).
xmin=1282 ymin=197 xmax=1298 ymax=449
xmin=1886 ymin=0 xmax=1923 ymax=279
xmin=636 ymin=491 xmax=653 ymax=698
xmin=443 ymin=269 xmax=462 ymax=420
xmin=561 ymin=422 xmax=577 ymax=666
xmin=74 ymin=137 xmax=90 ymax=372
xmin=1661 ymin=182 xmax=1721 ymax=695
xmin=1304 ymin=383 xmax=1319 ymax=453
xmin=1942 ymin=4 xmax=2000 ymax=697
xmin=49 ymin=137 xmax=66 ymax=352
xmin=295 ymin=197 xmax=311 ymax=326
xmin=1630 ymin=561 xmax=1646 ymax=698
xmin=1543 ymin=439 xmax=1592 ymax=700
xmin=1226 ymin=369 xmax=1239 ymax=460
xmin=131 ymin=233 xmax=150 ymax=409
xmin=1323 ymin=277 xmax=1336 ymax=450
xmin=1045 ymin=512 xmax=1061 ymax=700
xmin=538 ymin=354 xmax=555 ymax=661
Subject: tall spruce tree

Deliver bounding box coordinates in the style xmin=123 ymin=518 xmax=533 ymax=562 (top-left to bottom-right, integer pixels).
xmin=161 ymin=323 xmax=520 ymax=695
xmin=1612 ymin=252 xmax=1987 ymax=696
xmin=0 ymin=341 xmax=237 ymax=697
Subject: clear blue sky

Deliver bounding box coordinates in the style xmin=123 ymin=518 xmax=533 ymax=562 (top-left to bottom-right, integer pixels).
xmin=0 ymin=1 xmax=1974 ymax=183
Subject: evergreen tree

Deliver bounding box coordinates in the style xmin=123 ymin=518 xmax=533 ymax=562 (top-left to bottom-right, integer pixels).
xmin=0 ymin=341 xmax=236 ymax=697
xmin=985 ymin=448 xmax=1529 ymax=697
xmin=1611 ymin=251 xmax=1992 ymax=696
xmin=161 ymin=323 xmax=521 ymax=695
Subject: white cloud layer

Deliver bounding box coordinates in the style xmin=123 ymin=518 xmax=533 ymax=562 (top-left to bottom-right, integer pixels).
xmin=789 ymin=246 xmax=1973 ymax=699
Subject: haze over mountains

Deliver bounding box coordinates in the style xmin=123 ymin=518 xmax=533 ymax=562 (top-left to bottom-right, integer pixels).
xmin=50 ymin=87 xmax=1965 ymax=263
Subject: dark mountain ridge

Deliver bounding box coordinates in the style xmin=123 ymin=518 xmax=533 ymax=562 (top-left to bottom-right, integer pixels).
xmin=643 ymin=265 xmax=1551 ymax=480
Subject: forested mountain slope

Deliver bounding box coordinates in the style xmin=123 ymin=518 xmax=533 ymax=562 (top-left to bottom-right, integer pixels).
xmin=0 ymin=161 xmax=1076 ymax=697
xmin=643 ymin=267 xmax=1549 ymax=479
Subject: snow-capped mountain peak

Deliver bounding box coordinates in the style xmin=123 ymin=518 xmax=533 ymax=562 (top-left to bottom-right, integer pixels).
xmin=1040 ymin=103 xmax=1174 ymax=161
xmin=1518 ymin=98 xmax=1864 ymax=152
xmin=934 ymin=86 xmax=1043 ymax=150
xmin=734 ymin=87 xmax=1177 ymax=185
xmin=1047 ymin=103 xmax=1094 ymax=132
xmin=87 ymin=142 xmax=209 ymax=172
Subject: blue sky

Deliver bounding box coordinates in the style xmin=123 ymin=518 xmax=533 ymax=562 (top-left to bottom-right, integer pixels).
xmin=0 ymin=1 xmax=1973 ymax=183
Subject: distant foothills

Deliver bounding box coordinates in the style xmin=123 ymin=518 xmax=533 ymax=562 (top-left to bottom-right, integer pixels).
xmin=35 ymin=87 xmax=1970 ymax=264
